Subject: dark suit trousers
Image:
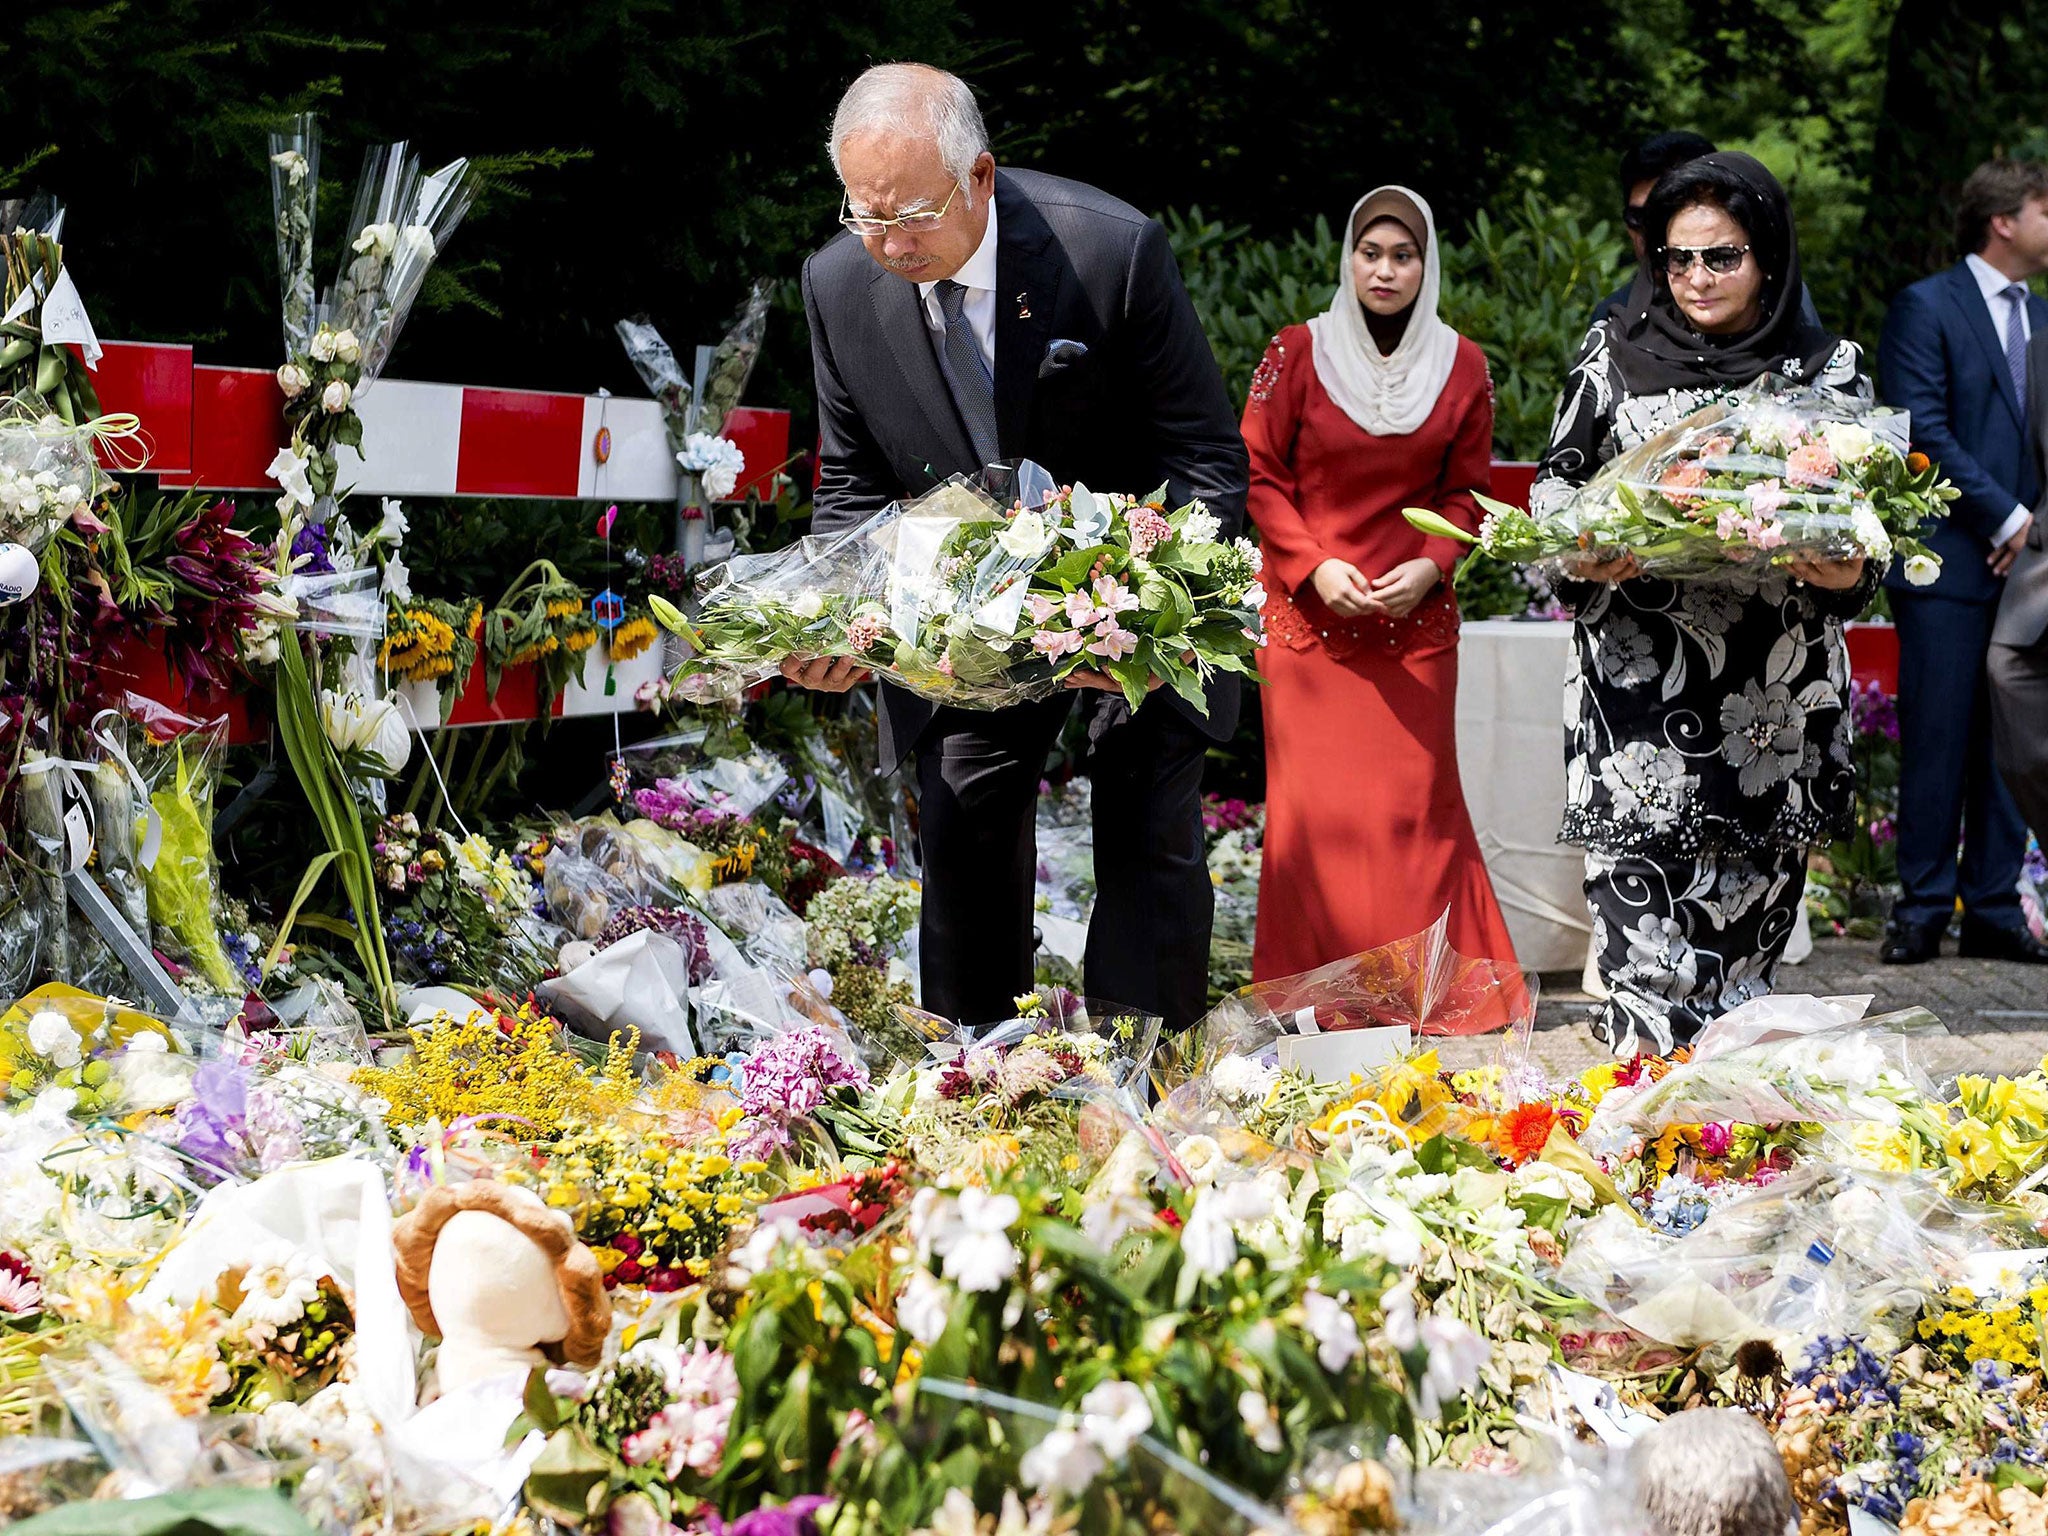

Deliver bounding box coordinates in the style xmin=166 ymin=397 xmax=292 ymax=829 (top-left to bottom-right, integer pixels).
xmin=1891 ymin=590 xmax=2028 ymax=930
xmin=914 ymin=693 xmax=1213 ymax=1033
xmin=1990 ymin=635 xmax=2048 ymax=843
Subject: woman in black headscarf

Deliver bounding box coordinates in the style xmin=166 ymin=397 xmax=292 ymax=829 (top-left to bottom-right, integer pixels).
xmin=1533 ymin=152 xmax=1877 ymax=1056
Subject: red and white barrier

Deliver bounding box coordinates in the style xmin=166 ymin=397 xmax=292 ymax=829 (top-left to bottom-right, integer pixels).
xmin=88 ymin=340 xmax=791 ymax=502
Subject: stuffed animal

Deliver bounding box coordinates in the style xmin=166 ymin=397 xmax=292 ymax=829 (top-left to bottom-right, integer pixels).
xmin=1631 ymin=1408 xmax=1797 ymax=1536
xmin=394 ymin=1181 xmax=608 ymax=1394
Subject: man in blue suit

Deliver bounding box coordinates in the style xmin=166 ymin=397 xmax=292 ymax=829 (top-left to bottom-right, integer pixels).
xmin=1878 ymin=160 xmax=2048 ymax=965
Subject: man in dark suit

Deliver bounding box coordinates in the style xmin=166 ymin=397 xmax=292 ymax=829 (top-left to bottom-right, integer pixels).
xmin=793 ymin=63 xmax=1249 ymax=1030
xmin=1989 ymin=322 xmax=2048 ymax=842
xmin=1877 ymin=159 xmax=2048 ymax=965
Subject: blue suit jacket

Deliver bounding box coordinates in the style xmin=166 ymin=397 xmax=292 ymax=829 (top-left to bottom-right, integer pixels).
xmin=1879 ymin=260 xmax=2048 ymax=604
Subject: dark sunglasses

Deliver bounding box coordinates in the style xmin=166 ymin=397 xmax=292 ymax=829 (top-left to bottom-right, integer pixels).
xmin=1660 ymin=243 xmax=1752 ymax=277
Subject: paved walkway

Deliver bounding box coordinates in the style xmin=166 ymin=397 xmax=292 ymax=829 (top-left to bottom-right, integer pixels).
xmin=1433 ymin=936 xmax=2048 ymax=1086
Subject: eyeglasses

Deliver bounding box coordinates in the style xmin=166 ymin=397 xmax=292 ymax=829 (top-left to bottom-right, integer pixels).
xmin=839 ymin=180 xmax=964 ymax=237
xmin=1661 ymin=243 xmax=1752 ymax=277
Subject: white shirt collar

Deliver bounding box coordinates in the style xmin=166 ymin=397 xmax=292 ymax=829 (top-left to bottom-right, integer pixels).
xmin=1967 ymin=251 xmax=2029 ymax=303
xmin=919 ymin=191 xmax=999 ymax=301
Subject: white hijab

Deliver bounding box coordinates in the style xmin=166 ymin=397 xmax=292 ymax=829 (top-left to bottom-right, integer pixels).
xmin=1306 ymin=185 xmax=1460 ymax=436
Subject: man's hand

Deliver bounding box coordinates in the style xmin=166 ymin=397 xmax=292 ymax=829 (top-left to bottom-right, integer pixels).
xmin=1311 ymin=558 xmax=1382 ymax=618
xmin=1369 ymin=556 xmax=1443 ymax=618
xmin=1064 ymin=649 xmax=1192 ymax=695
xmin=780 ymin=655 xmax=872 ymax=692
xmin=1990 ymin=513 xmax=2033 ymax=576
xmin=1064 ymin=668 xmax=1164 ymax=694
xmin=1785 ymin=554 xmax=1866 ymax=590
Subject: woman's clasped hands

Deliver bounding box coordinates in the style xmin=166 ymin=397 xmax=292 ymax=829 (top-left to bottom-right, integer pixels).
xmin=1311 ymin=555 xmax=1442 ymax=619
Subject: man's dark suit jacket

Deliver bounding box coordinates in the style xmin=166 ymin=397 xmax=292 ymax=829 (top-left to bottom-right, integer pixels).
xmin=801 ymin=167 xmax=1250 ymax=771
xmin=1880 ymin=260 xmax=2048 ymax=605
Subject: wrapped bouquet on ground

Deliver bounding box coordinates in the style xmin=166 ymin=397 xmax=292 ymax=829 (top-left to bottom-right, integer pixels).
xmin=1408 ymin=384 xmax=1957 ymax=584
xmin=653 ymin=467 xmax=1266 ymax=713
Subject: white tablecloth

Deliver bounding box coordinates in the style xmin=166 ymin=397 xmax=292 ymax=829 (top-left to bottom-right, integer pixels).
xmin=1453 ymin=619 xmax=1588 ymax=971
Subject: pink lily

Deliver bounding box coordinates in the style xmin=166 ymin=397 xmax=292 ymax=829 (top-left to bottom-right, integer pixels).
xmin=1092 ymin=575 xmax=1139 ymax=614
xmin=1064 ymin=589 xmax=1104 ymax=627
xmin=1032 ymin=628 xmax=1084 ymax=658
xmin=1088 ymin=621 xmax=1138 ymax=661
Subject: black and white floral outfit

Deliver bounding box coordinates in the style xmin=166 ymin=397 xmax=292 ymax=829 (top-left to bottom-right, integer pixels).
xmin=1535 ymin=328 xmax=1877 ymax=1056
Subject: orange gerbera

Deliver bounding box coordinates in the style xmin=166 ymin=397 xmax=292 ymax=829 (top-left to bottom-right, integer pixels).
xmin=1492 ymin=1102 xmax=1560 ymax=1167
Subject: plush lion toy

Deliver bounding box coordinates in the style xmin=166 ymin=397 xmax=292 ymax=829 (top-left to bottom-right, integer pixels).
xmin=394 ymin=1181 xmax=608 ymax=1394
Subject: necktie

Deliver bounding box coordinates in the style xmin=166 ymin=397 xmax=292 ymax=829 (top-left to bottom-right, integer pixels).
xmin=2006 ymin=283 xmax=2031 ymax=408
xmin=933 ymin=279 xmax=999 ymax=470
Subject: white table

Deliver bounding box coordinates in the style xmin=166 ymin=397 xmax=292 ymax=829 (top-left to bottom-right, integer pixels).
xmin=1453 ymin=619 xmax=1590 ymax=972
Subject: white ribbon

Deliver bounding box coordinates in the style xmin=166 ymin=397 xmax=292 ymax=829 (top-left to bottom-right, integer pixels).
xmin=18 ymin=753 xmax=97 ymax=874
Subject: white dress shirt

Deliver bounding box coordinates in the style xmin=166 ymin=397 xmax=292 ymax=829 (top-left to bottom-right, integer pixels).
xmin=918 ymin=193 xmax=998 ymax=376
xmin=1965 ymin=251 xmax=2035 ymax=549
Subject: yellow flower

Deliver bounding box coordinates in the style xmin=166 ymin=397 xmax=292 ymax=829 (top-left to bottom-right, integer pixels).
xmin=1579 ymin=1061 xmax=1624 ymax=1105
xmin=1843 ymin=1121 xmax=1916 ymax=1173
xmin=608 ymin=615 xmax=660 ymax=662
xmin=590 ymin=1246 xmax=625 ymax=1276
xmin=1946 ymin=1117 xmax=2006 ymax=1187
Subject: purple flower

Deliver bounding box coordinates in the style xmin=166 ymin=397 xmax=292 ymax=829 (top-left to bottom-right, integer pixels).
xmin=171 ymin=1060 xmax=252 ymax=1177
xmin=692 ymin=1496 xmax=830 ymax=1536
xmin=290 ymin=521 xmax=335 ymax=577
xmin=1850 ymin=680 xmax=1899 ymax=743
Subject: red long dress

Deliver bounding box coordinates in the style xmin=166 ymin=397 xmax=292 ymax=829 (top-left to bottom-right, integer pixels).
xmin=1245 ymin=323 xmax=1519 ymax=981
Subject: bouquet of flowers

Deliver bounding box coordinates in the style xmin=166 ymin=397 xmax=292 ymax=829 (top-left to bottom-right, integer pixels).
xmin=656 ymin=471 xmax=1266 ymax=713
xmin=1408 ymin=385 xmax=1957 ymax=584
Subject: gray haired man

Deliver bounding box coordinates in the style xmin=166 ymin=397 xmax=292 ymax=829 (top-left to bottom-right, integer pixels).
xmin=1989 ymin=322 xmax=2048 ymax=844
xmin=789 ymin=63 xmax=1249 ymax=1032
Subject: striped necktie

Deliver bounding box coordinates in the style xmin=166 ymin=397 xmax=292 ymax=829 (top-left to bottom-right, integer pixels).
xmin=933 ymin=279 xmax=998 ymax=470
xmin=2005 ymin=283 xmax=2030 ymax=408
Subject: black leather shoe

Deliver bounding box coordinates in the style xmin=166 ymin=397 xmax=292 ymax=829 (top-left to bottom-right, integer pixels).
xmin=1958 ymin=918 xmax=2048 ymax=964
xmin=1880 ymin=921 xmax=1944 ymax=965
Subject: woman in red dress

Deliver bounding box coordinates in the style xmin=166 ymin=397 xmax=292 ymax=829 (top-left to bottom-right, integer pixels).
xmin=1244 ymin=185 xmax=1518 ymax=981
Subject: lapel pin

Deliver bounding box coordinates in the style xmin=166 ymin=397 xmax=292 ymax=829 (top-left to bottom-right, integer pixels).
xmin=1016 ymin=291 xmax=1032 ymax=319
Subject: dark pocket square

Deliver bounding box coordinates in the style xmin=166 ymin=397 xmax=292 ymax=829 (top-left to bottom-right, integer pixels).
xmin=1038 ymin=338 xmax=1089 ymax=379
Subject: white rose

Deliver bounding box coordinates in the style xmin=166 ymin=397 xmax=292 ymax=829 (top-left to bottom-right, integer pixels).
xmin=26 ymin=1011 xmax=81 ymax=1069
xmin=321 ymin=380 xmax=353 ymax=415
xmin=332 ymin=329 xmax=362 ymax=365
xmin=397 ymin=225 xmax=437 ymax=262
xmin=309 ymin=330 xmax=337 ymax=363
xmin=790 ymin=590 xmax=825 ymax=621
xmin=1822 ymin=421 xmax=1876 ymax=466
xmin=276 ymin=363 xmax=311 ymax=398
xmin=1903 ymin=553 xmax=1941 ymax=586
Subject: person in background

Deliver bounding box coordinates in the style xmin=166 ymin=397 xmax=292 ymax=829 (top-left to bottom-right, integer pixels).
xmin=794 ymin=64 xmax=1249 ymax=1031
xmin=1242 ymin=186 xmax=1517 ymax=980
xmin=1988 ymin=319 xmax=2048 ymax=855
xmin=1877 ymin=159 xmax=2048 ymax=966
xmin=1535 ymin=153 xmax=1874 ymax=1056
xmin=1590 ymin=131 xmax=1718 ymax=328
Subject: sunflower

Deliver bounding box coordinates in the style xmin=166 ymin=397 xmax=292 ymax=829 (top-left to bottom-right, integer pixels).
xmin=609 ymin=614 xmax=660 ymax=663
